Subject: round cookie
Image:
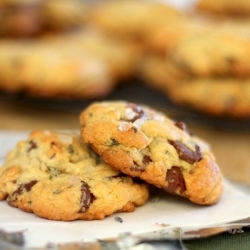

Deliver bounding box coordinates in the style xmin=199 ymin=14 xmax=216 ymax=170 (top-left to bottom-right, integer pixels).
xmin=0 ymin=130 xmax=149 ymax=221
xmin=138 ymin=55 xmax=250 ymax=117
xmin=164 ymin=77 xmax=250 ymax=118
xmin=80 ymin=101 xmax=223 ymax=205
xmin=0 ymin=38 xmax=115 ymax=99
xmin=0 ymin=29 xmax=139 ymax=99
xmin=168 ymin=30 xmax=250 ymax=78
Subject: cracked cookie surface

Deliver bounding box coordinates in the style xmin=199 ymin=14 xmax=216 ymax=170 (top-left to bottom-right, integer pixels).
xmin=80 ymin=101 xmax=223 ymax=205
xmin=0 ymin=130 xmax=149 ymax=221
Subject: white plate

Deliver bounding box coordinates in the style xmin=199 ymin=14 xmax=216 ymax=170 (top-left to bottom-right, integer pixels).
xmin=0 ymin=131 xmax=250 ymax=248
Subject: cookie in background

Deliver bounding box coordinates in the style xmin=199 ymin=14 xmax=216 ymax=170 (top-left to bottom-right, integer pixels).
xmin=0 ymin=0 xmax=89 ymax=37
xmin=0 ymin=28 xmax=139 ymax=99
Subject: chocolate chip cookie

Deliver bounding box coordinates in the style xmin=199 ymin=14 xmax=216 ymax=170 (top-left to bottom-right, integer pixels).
xmin=80 ymin=101 xmax=223 ymax=205
xmin=139 ymin=54 xmax=250 ymax=117
xmin=168 ymin=29 xmax=250 ymax=78
xmin=0 ymin=130 xmax=149 ymax=221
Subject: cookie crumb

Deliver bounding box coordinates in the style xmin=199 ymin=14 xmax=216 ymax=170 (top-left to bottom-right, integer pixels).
xmin=156 ymin=222 xmax=169 ymax=227
xmin=114 ymin=216 xmax=123 ymax=223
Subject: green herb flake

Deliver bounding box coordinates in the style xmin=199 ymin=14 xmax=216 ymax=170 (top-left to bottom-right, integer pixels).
xmin=110 ymin=138 xmax=119 ymax=146
xmin=67 ymin=144 xmax=75 ymax=154
xmin=47 ymin=166 xmax=60 ymax=179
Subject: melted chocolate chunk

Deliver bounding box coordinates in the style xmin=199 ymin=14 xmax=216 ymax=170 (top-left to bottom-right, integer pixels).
xmin=165 ymin=166 xmax=186 ymax=194
xmin=11 ymin=180 xmax=38 ymax=200
xmin=169 ymin=140 xmax=202 ymax=164
xmin=27 ymin=140 xmax=37 ymax=152
xmin=130 ymin=155 xmax=151 ymax=172
xmin=79 ymin=182 xmax=95 ymax=213
xmin=127 ymin=103 xmax=145 ymax=122
xmin=142 ymin=155 xmax=152 ymax=165
xmin=174 ymin=121 xmax=187 ymax=132
xmin=133 ymin=127 xmax=138 ymax=133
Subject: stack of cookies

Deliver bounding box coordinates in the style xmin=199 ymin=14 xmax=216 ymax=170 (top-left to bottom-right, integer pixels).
xmin=1 ymin=0 xmax=250 ymax=118
xmin=87 ymin=0 xmax=250 ymax=118
xmin=0 ymin=101 xmax=223 ymax=221
xmin=0 ymin=0 xmax=141 ymax=99
xmin=137 ymin=1 xmax=250 ymax=118
xmin=0 ymin=0 xmax=189 ymax=100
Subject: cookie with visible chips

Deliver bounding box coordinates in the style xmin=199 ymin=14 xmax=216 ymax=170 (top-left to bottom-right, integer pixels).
xmin=0 ymin=130 xmax=149 ymax=221
xmin=80 ymin=101 xmax=223 ymax=205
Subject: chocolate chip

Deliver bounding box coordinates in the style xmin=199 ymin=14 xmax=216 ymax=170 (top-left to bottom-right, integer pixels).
xmin=133 ymin=127 xmax=138 ymax=133
xmin=130 ymin=155 xmax=151 ymax=172
xmin=165 ymin=166 xmax=186 ymax=194
xmin=127 ymin=103 xmax=145 ymax=122
xmin=142 ymin=155 xmax=152 ymax=165
xmin=11 ymin=180 xmax=38 ymax=201
xmin=110 ymin=138 xmax=119 ymax=146
xmin=169 ymin=140 xmax=202 ymax=164
xmin=23 ymin=180 xmax=37 ymax=192
xmin=174 ymin=121 xmax=187 ymax=132
xmin=79 ymin=182 xmax=95 ymax=213
xmin=27 ymin=140 xmax=37 ymax=152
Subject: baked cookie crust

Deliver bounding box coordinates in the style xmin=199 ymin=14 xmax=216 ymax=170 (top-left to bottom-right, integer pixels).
xmin=0 ymin=130 xmax=149 ymax=221
xmin=80 ymin=101 xmax=223 ymax=205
